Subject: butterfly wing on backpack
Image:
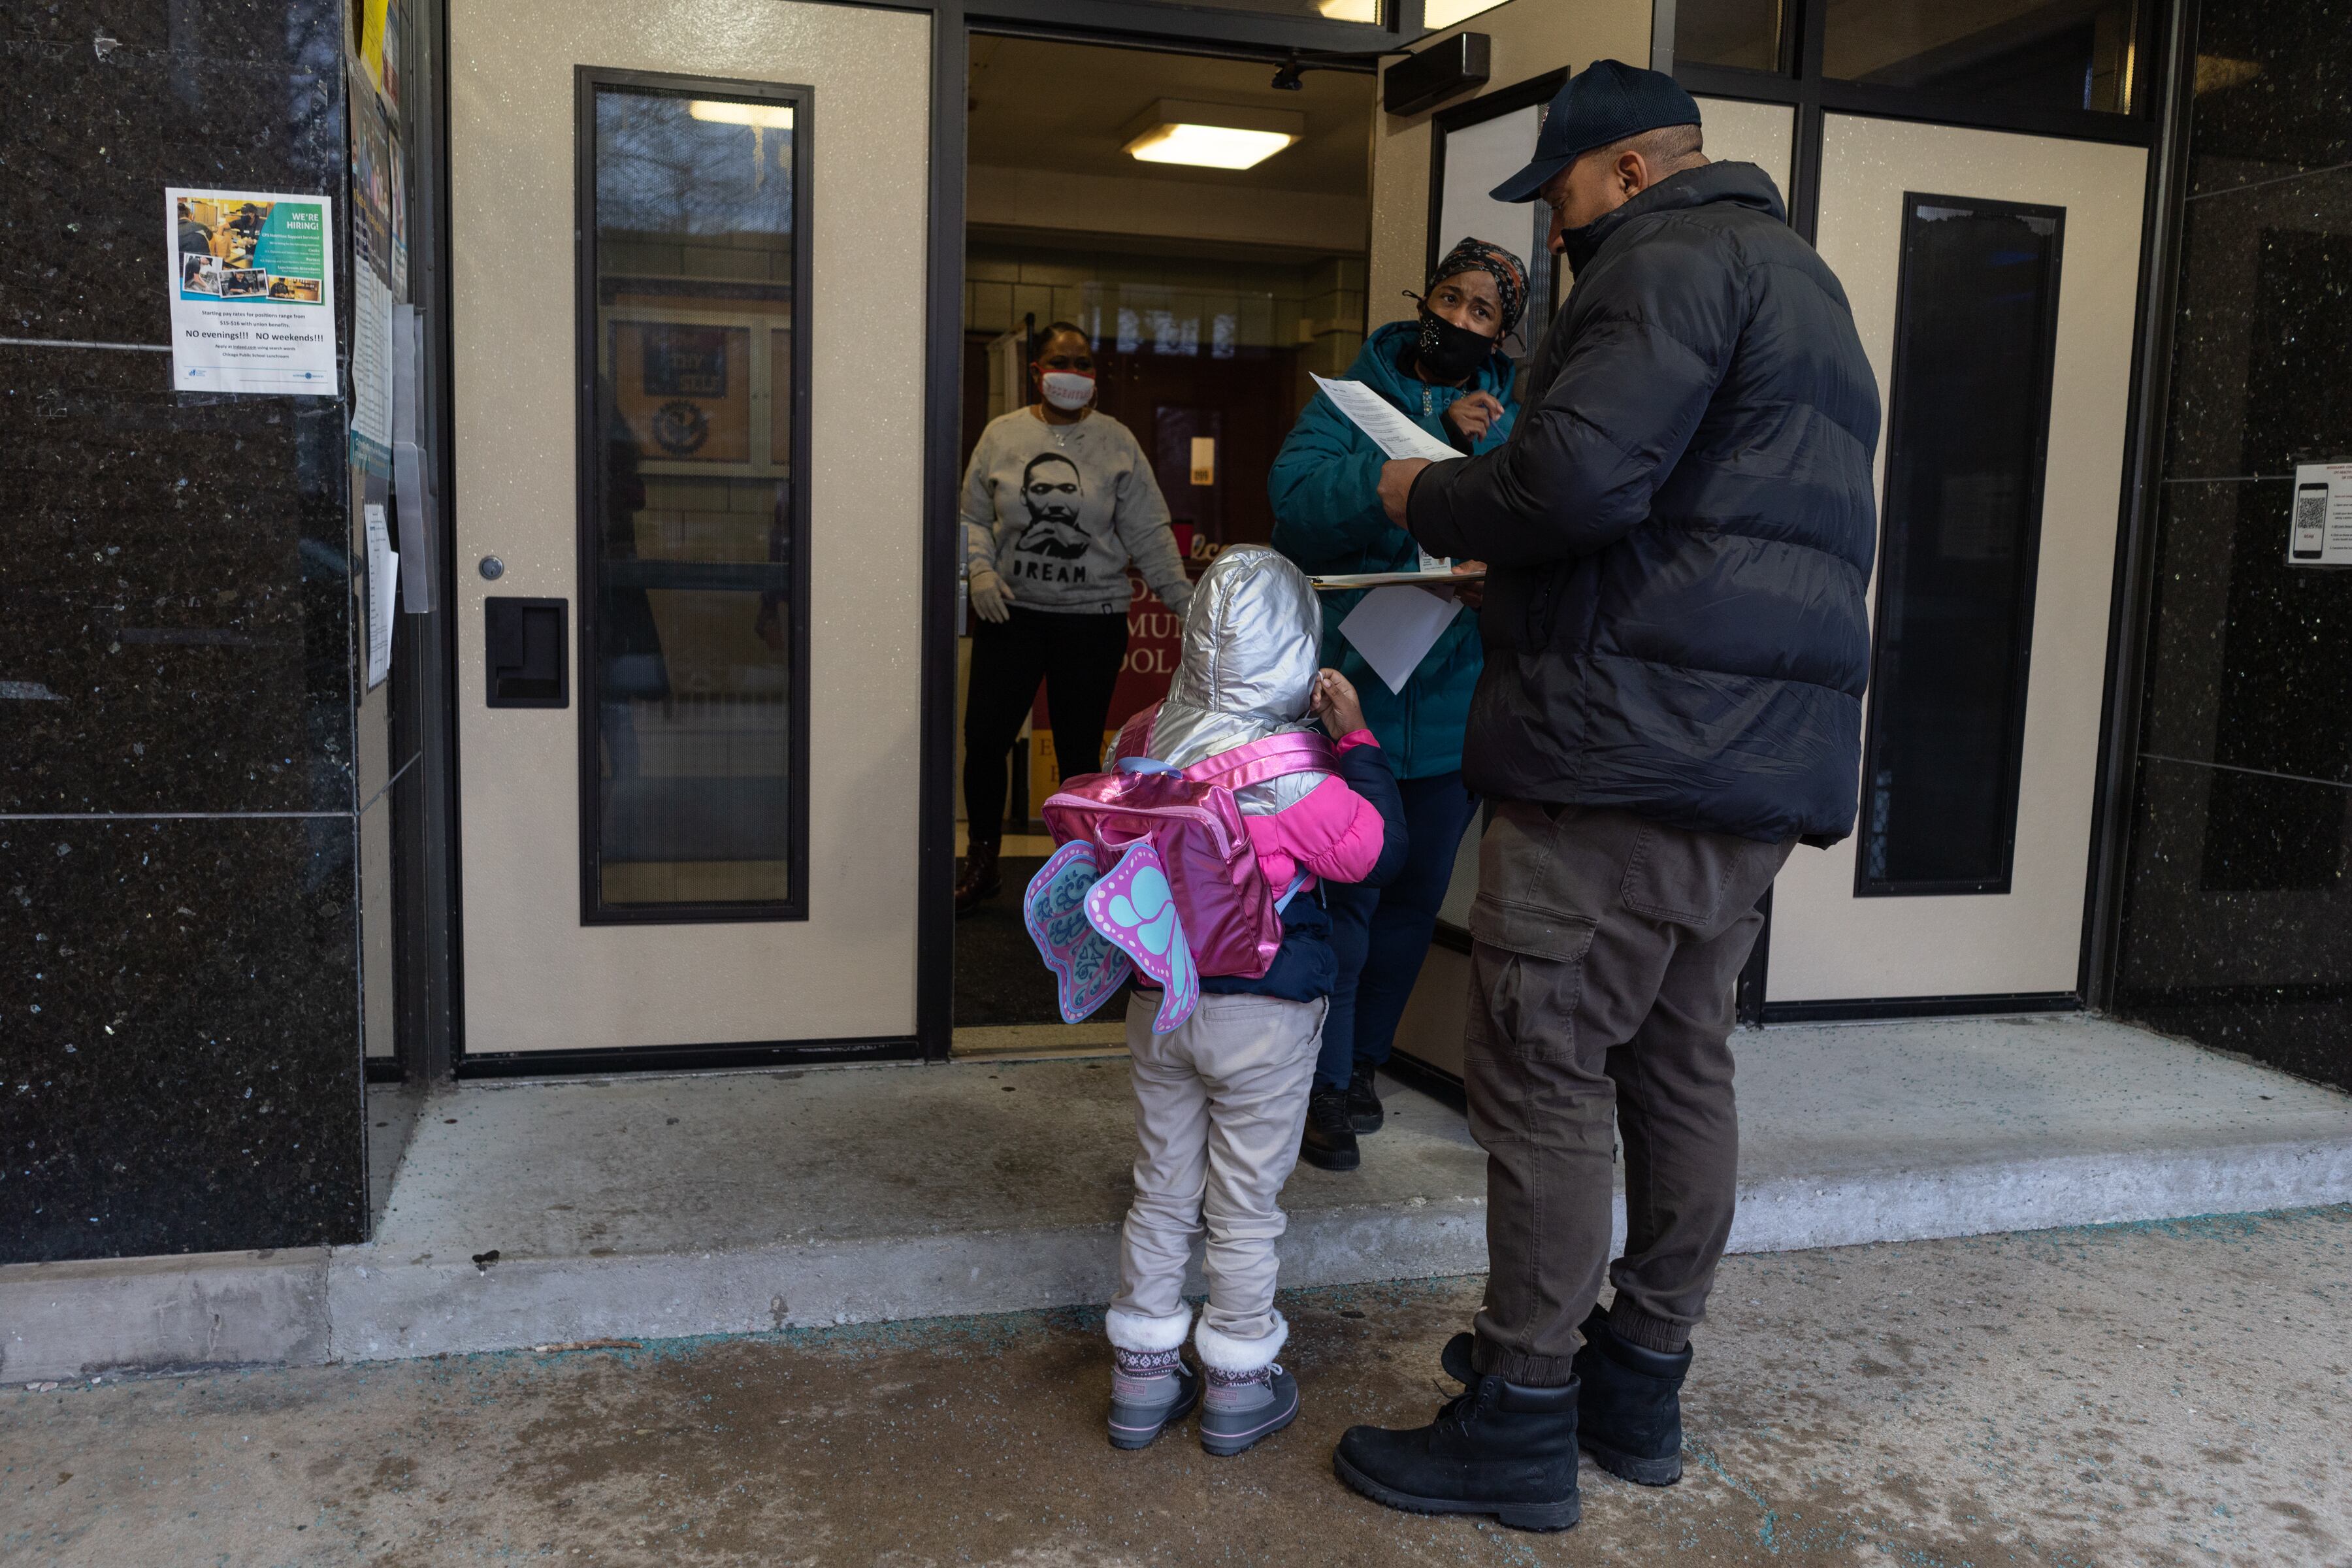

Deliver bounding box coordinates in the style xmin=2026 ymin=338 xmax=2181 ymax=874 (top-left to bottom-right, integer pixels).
xmin=1022 ymin=841 xmax=1132 ymax=1024
xmin=1084 ymin=839 xmax=1198 ymax=1034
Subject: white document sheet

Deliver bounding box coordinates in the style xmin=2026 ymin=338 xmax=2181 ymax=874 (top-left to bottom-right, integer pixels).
xmin=1339 ymin=583 xmax=1463 ymax=696
xmin=365 ymin=503 xmax=397 ymax=691
xmin=1311 ymin=374 xmax=1462 ymax=464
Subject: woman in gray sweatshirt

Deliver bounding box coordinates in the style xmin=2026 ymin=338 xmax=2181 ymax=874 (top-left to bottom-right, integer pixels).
xmin=958 ymin=321 xmax=1194 ymax=914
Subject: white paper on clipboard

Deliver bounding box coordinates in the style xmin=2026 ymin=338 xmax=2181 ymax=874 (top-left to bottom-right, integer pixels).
xmin=1339 ymin=583 xmax=1463 ymax=695
xmin=1311 ymin=374 xmax=1462 ymax=464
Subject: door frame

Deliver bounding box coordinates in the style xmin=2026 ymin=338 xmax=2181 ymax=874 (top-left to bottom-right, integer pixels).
xmin=404 ymin=0 xmax=1418 ymax=1080
xmin=918 ymin=5 xmax=1397 ymax=1060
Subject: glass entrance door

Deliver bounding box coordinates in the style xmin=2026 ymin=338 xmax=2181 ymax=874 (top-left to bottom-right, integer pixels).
xmin=1763 ymin=117 xmax=2148 ymax=1008
xmin=448 ymin=1 xmax=932 ymax=1064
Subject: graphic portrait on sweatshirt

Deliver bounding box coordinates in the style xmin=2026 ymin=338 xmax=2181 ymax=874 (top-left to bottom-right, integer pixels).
xmin=1014 ymin=452 xmax=1092 ymax=569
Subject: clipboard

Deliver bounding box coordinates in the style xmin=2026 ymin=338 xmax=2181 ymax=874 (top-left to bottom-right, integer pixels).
xmin=1310 ymin=568 xmax=1486 ymax=591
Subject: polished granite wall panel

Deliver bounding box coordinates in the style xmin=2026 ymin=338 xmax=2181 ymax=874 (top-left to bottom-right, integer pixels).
xmin=0 ymin=344 xmax=355 ymax=813
xmin=1 ymin=0 xmax=369 ymax=1262
xmin=2116 ymin=477 xmax=2352 ymax=992
xmin=2111 ymin=0 xmax=2352 ymax=1092
xmin=0 ymin=3 xmax=347 ymax=345
xmin=2181 ymin=0 xmax=2352 ymax=197
xmin=2131 ymin=479 xmax=2243 ymax=769
xmin=2120 ymin=760 xmax=2352 ymax=989
xmin=2161 ymin=169 xmax=2352 ymax=479
xmin=0 ymin=816 xmax=365 ymax=1263
xmin=1 ymin=0 xmax=357 ymax=814
xmin=2200 ymin=474 xmax=2352 ymax=894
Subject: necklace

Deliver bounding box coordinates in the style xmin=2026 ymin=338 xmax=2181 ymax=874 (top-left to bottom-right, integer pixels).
xmin=1037 ymin=405 xmax=1081 ymax=448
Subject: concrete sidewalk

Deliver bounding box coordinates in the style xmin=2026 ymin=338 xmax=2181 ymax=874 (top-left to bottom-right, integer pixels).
xmin=7 ymin=1209 xmax=2349 ymax=1566
xmin=5 ymin=1015 xmax=2350 ymax=1380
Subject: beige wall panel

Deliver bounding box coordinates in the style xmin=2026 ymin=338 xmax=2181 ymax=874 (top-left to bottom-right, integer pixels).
xmin=1692 ymin=96 xmax=1795 ymax=196
xmin=1769 ymin=118 xmax=2146 ymax=1002
xmin=1368 ymin=0 xmax=1653 ymax=331
xmin=450 ymin=0 xmax=931 ymax=1051
xmin=1394 ymin=943 xmax=1471 ymax=1081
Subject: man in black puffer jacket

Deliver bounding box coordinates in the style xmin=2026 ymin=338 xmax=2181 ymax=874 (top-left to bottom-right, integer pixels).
xmin=1334 ymin=62 xmax=1880 ymax=1533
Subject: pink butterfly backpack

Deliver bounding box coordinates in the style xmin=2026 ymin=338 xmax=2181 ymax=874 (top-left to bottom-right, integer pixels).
xmin=1023 ymin=701 xmax=1336 ymax=1033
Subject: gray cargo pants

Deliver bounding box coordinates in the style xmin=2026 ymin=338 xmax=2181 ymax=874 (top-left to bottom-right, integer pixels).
xmin=1465 ymin=800 xmax=1793 ymax=1385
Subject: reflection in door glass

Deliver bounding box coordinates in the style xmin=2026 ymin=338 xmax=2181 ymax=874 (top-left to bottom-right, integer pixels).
xmin=1675 ymin=0 xmax=1788 ymax=73
xmin=585 ymin=82 xmax=804 ymax=917
xmin=1858 ymin=195 xmax=2063 ymax=896
xmin=1823 ymin=0 xmax=2138 ymax=112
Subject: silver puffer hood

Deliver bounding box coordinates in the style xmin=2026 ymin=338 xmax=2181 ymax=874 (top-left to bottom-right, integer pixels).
xmin=1150 ymin=545 xmax=1325 ymax=815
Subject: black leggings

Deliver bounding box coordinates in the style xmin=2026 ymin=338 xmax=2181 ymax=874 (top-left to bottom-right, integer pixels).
xmin=964 ymin=607 xmax=1131 ymax=848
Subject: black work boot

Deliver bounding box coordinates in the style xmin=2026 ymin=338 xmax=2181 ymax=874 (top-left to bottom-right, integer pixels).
xmin=1333 ymin=1332 xmax=1580 ymax=1532
xmin=1344 ymin=1067 xmax=1384 ymax=1134
xmin=954 ymin=842 xmax=1002 ymax=917
xmin=1573 ymin=1305 xmax=1691 ymax=1486
xmin=1298 ymin=1085 xmax=1360 ymax=1171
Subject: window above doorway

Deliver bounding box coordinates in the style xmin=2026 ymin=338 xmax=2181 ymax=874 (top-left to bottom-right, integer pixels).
xmin=1677 ymin=0 xmax=2151 ymax=127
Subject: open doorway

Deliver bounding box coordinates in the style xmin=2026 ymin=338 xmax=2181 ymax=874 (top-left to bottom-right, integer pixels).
xmin=949 ymin=33 xmax=1376 ymax=1052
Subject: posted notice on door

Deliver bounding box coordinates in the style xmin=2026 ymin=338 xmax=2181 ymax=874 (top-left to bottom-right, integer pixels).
xmin=167 ymin=188 xmax=336 ymax=395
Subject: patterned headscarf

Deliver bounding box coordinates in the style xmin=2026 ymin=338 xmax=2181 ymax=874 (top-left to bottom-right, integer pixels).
xmin=1429 ymin=237 xmax=1530 ymax=334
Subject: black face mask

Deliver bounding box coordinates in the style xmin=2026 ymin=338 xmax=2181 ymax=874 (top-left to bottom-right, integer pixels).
xmin=1414 ymin=304 xmax=1497 ymax=385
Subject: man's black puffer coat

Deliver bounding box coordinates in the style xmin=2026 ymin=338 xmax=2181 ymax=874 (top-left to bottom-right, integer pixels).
xmin=1409 ymin=161 xmax=1880 ymax=845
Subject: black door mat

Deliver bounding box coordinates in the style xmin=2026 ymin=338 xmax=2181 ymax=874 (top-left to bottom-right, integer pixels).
xmin=954 ymin=855 xmax=1135 ymax=1029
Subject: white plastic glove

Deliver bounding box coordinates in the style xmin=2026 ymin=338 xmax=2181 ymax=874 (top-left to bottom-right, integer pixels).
xmin=969 ymin=564 xmax=1015 ymax=624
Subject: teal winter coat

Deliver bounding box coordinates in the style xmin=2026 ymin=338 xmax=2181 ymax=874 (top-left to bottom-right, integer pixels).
xmin=1268 ymin=320 xmax=1518 ymax=779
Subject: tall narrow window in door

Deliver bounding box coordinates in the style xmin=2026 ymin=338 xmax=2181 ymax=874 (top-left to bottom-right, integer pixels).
xmin=578 ymin=72 xmax=811 ymax=921
xmin=1857 ymin=194 xmax=2064 ymax=896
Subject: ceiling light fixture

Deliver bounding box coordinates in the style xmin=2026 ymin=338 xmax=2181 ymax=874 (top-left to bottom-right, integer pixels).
xmin=1120 ymin=99 xmax=1305 ymax=171
xmin=688 ymin=99 xmax=794 ymax=129
xmin=1422 ymin=0 xmax=1508 ymax=26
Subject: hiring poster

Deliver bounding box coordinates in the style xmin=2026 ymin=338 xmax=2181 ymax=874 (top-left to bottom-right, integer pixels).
xmin=167 ymin=188 xmax=336 ymax=394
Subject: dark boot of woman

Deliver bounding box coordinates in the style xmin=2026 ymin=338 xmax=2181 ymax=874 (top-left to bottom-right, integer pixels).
xmin=955 ymin=842 xmax=1002 ymax=916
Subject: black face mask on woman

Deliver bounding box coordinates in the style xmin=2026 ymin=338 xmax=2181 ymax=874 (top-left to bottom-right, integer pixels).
xmin=1413 ymin=302 xmax=1497 ymax=385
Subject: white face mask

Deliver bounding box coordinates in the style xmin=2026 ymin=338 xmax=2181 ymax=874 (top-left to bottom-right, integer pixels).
xmin=1039 ymin=370 xmax=1096 ymax=412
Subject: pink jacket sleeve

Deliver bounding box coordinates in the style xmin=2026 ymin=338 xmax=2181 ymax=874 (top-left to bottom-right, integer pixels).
xmin=1242 ymin=732 xmax=1388 ymax=890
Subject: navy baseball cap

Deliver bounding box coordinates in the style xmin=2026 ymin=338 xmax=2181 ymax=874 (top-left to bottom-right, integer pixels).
xmin=1488 ymin=59 xmax=1703 ymax=204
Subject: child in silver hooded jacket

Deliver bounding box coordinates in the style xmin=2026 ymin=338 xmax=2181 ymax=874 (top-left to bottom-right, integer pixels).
xmin=1101 ymin=547 xmax=1407 ymax=1456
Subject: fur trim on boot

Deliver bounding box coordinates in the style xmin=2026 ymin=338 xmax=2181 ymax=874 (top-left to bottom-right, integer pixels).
xmin=1194 ymin=1311 xmax=1288 ymax=1375
xmin=1106 ymin=1306 xmax=1192 ymax=1354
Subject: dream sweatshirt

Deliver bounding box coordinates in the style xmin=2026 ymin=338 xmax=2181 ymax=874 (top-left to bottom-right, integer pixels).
xmin=961 ymin=408 xmax=1194 ymax=618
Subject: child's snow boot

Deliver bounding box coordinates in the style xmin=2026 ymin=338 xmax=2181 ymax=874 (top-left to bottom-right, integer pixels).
xmin=1105 ymin=1308 xmax=1199 ymax=1450
xmin=1195 ymin=1313 xmax=1299 ymax=1457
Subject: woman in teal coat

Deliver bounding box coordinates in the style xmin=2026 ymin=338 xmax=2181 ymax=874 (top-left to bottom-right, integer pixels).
xmin=1270 ymin=238 xmax=1529 ymax=1173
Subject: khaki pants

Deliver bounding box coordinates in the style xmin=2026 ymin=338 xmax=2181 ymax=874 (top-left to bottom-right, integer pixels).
xmin=1113 ymin=991 xmax=1327 ymax=1343
xmin=1465 ymin=801 xmax=1793 ymax=1385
